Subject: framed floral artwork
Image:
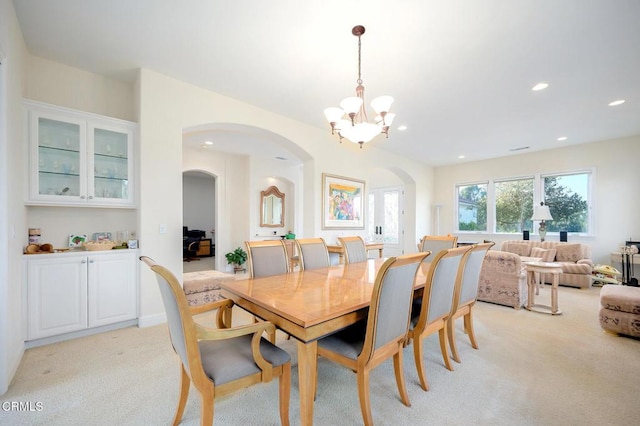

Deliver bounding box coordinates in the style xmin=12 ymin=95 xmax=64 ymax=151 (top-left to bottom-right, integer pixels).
xmin=322 ymin=173 xmax=365 ymax=229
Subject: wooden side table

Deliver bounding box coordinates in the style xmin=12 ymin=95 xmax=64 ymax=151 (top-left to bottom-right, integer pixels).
xmin=524 ymin=261 xmax=563 ymax=315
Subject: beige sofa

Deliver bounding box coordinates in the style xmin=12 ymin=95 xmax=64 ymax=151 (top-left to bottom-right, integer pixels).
xmin=500 ymin=240 xmax=593 ymax=289
xmin=477 ymin=250 xmax=528 ymax=309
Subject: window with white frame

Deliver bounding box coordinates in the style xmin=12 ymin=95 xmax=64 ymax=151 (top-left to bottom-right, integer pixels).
xmin=456 ymin=170 xmax=592 ymax=235
xmin=495 ymin=177 xmax=534 ymax=233
xmin=456 ymin=182 xmax=487 ymax=231
xmin=543 ymin=172 xmax=590 ymax=234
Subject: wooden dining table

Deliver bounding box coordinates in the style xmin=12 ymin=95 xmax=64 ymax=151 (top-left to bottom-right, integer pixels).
xmin=219 ymin=257 xmax=428 ymax=426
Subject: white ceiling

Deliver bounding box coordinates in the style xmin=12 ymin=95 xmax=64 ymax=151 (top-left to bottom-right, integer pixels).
xmin=13 ymin=0 xmax=640 ymax=166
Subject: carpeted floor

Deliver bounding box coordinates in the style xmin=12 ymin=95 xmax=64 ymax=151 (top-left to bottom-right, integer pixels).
xmin=2 ymin=285 xmax=639 ymax=425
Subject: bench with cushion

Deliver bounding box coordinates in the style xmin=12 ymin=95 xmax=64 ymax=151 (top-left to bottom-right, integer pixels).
xmin=183 ymin=270 xmax=235 ymax=306
xmin=599 ymin=284 xmax=640 ymax=338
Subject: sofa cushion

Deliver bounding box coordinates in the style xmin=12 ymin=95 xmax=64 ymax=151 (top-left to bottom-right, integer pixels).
xmin=531 ymin=247 xmax=556 ymax=262
xmin=555 ymin=243 xmax=583 ymax=262
xmin=504 ymin=242 xmax=531 ymax=257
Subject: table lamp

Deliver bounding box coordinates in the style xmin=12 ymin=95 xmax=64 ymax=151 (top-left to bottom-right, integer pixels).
xmin=531 ymin=201 xmax=553 ymax=241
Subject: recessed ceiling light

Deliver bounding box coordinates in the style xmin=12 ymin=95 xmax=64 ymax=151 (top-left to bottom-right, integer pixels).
xmin=204 ymin=140 xmax=214 ymax=145
xmin=458 ymin=155 xmax=465 ymax=159
xmin=200 ymin=144 xmax=208 ymax=148
xmin=608 ymin=99 xmax=625 ymax=106
xmin=532 ymin=82 xmax=549 ymax=91
xmin=397 ymin=125 xmax=407 ymax=131
xmin=557 ymin=136 xmax=568 ymax=141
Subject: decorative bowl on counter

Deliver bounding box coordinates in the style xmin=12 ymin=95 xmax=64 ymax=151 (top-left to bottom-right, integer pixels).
xmin=83 ymin=240 xmax=116 ymax=251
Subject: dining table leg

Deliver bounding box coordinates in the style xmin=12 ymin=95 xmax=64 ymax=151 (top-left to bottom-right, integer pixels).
xmin=297 ymin=340 xmax=318 ymax=426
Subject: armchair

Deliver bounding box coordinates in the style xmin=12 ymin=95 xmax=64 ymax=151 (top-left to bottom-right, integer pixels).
xmin=140 ymin=256 xmax=291 ymax=426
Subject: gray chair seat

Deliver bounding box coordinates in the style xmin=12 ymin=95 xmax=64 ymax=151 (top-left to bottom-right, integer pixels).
xmin=200 ymin=336 xmax=291 ymax=386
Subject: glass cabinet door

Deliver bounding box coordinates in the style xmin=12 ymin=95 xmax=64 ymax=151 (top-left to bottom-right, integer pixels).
xmin=89 ymin=125 xmax=134 ymax=205
xmin=27 ymin=101 xmax=136 ymax=207
xmin=32 ymin=114 xmax=87 ymax=202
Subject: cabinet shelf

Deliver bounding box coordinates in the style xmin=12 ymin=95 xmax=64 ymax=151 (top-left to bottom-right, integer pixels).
xmin=95 ymin=152 xmax=128 ymax=160
xmin=39 ymin=170 xmax=81 ymax=178
xmin=95 ymin=175 xmax=128 ymax=182
xmin=38 ymin=145 xmax=80 ymax=154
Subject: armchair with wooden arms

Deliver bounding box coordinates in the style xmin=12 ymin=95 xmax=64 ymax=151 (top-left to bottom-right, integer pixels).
xmin=140 ymin=256 xmax=291 ymax=426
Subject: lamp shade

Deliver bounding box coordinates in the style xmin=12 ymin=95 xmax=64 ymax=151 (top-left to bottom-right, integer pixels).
xmin=339 ymin=96 xmax=363 ymax=115
xmin=324 ymin=107 xmax=344 ymax=123
xmin=532 ymin=205 xmax=553 ymax=221
xmin=370 ymin=95 xmax=394 ymax=114
xmin=340 ymin=122 xmax=381 ymax=144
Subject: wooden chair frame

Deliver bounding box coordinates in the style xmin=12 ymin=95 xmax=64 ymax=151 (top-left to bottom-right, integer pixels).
xmin=140 ymin=256 xmax=291 ymax=426
xmin=417 ymin=234 xmax=458 ymax=252
xmin=337 ymin=235 xmax=368 ymax=264
xmin=407 ymin=245 xmax=473 ymax=391
xmin=317 ymin=252 xmax=430 ymax=425
xmin=245 ymin=240 xmax=290 ymax=278
xmin=295 ymin=237 xmax=330 ymax=270
xmin=448 ymin=242 xmax=494 ymax=363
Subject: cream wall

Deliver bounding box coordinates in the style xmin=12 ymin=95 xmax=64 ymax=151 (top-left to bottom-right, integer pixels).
xmin=0 ymin=0 xmax=28 ymax=395
xmin=138 ymin=68 xmax=432 ymax=324
xmin=26 ymin=56 xmax=135 ymax=121
xmin=434 ymin=136 xmax=640 ymax=265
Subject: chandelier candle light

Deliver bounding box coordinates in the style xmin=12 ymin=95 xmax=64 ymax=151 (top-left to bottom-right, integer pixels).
xmin=324 ymin=25 xmax=395 ymax=148
xmin=532 ymin=201 xmax=553 ymax=242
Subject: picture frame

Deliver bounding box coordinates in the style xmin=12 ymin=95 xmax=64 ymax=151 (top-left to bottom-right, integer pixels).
xmin=69 ymin=234 xmax=87 ymax=248
xmin=322 ymin=173 xmax=366 ymax=229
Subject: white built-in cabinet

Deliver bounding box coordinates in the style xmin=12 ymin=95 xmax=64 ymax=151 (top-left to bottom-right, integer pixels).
xmin=25 ymin=100 xmax=136 ymax=207
xmin=26 ymin=250 xmax=138 ymax=341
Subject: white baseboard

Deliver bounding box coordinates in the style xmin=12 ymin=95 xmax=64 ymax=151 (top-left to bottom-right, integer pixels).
xmin=137 ymin=312 xmax=167 ymax=328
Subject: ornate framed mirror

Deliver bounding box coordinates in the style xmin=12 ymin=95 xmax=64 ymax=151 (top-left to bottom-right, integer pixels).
xmin=260 ymin=186 xmax=285 ymax=227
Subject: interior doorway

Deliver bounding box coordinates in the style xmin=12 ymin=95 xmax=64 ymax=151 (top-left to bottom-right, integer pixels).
xmin=182 ymin=170 xmax=216 ymax=272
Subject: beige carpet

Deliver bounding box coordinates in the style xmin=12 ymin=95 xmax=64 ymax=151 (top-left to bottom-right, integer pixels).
xmin=2 ymin=285 xmax=639 ymax=425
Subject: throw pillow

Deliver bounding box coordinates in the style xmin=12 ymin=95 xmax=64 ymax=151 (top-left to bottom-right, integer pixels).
xmin=555 ymin=244 xmax=583 ymax=262
xmin=505 ymin=243 xmax=531 ymax=257
xmin=531 ymin=247 xmax=557 ymax=262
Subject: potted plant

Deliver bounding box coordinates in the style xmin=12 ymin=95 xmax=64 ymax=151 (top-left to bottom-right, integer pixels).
xmin=225 ymin=247 xmax=248 ymax=272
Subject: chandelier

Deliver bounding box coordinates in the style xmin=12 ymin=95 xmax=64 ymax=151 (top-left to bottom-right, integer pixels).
xmin=324 ymin=25 xmax=395 ymax=148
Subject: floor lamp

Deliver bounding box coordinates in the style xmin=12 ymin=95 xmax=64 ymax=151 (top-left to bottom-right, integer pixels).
xmin=532 ymin=201 xmax=553 ymax=242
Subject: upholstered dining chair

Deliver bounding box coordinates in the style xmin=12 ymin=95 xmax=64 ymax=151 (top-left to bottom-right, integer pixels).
xmin=407 ymin=245 xmax=473 ymax=391
xmin=316 ymin=252 xmax=430 ymax=426
xmin=295 ymin=237 xmax=330 ymax=270
xmin=338 ymin=236 xmax=368 ymax=264
xmin=417 ymin=235 xmax=458 ymax=255
xmin=139 ymin=256 xmax=291 ymax=426
xmin=245 ymin=240 xmax=290 ymax=278
xmin=245 ymin=240 xmax=292 ymax=342
xmin=447 ymin=242 xmax=494 ymax=364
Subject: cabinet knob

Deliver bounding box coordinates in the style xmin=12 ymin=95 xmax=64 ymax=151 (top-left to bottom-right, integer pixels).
xmin=81 ymin=259 xmax=87 ymax=264
xmin=88 ymin=195 xmax=94 ymax=199
xmin=89 ymin=259 xmax=95 ymax=263
xmin=80 ymin=195 xmax=86 ymax=199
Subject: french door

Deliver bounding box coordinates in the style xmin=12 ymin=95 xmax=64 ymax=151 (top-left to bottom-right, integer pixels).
xmin=367 ymin=187 xmax=403 ymax=256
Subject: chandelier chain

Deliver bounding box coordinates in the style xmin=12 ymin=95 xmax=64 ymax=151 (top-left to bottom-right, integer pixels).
xmin=357 ymin=35 xmax=362 ymax=85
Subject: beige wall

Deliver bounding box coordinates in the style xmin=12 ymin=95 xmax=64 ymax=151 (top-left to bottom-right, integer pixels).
xmin=0 ymin=0 xmax=28 ymax=395
xmin=434 ymin=136 xmax=640 ymax=264
xmin=25 ymin=56 xmax=135 ymax=121
xmin=140 ymin=68 xmax=432 ymax=324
